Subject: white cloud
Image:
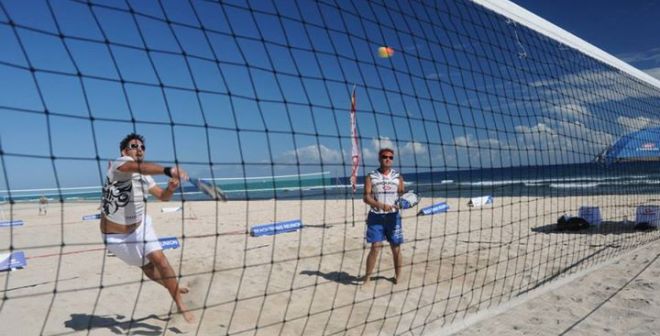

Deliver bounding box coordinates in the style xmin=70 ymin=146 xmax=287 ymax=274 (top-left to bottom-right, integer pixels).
xmin=446 ymin=120 xmax=615 ymax=167
xmin=530 ymin=69 xmax=660 ymax=104
xmin=362 ymin=147 xmax=376 ymax=160
xmin=643 ymin=67 xmax=660 ymax=80
xmin=362 ymin=136 xmax=427 ymax=161
xmin=515 ymin=122 xmax=557 ymax=136
xmin=367 ymin=136 xmax=427 ymax=154
xmin=449 ymin=134 xmax=512 ymax=167
xmin=453 ymin=134 xmax=477 ymax=147
xmin=279 ymin=144 xmax=341 ymax=164
xmin=551 ymin=103 xmax=591 ymax=120
xmin=514 ymin=121 xmax=613 ymax=152
xmin=402 ymin=141 xmax=426 ymax=154
xmin=616 ymin=116 xmax=660 ymax=133
xmin=370 ymin=136 xmax=394 ymax=151
xmin=617 ymin=48 xmax=660 ymax=64
xmin=453 ymin=134 xmax=509 ymax=149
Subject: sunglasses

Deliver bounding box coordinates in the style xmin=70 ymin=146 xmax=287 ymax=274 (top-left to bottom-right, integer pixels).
xmin=380 ymin=155 xmax=394 ymax=160
xmin=127 ymin=143 xmax=146 ymax=151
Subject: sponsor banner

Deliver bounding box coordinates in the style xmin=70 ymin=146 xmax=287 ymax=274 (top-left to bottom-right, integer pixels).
xmin=0 ymin=251 xmax=26 ymax=271
xmin=251 ymin=219 xmax=303 ymax=237
xmin=82 ymin=213 xmax=101 ymax=221
xmin=419 ymin=202 xmax=449 ymax=216
xmin=468 ymin=196 xmax=493 ymax=207
xmin=159 ymin=236 xmax=180 ymax=250
xmin=0 ymin=219 xmax=24 ymax=227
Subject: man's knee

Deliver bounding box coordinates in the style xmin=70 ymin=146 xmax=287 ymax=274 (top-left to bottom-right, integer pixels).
xmin=141 ymin=262 xmax=155 ymax=273
xmin=147 ymin=250 xmax=170 ymax=269
xmin=370 ymin=242 xmax=383 ymax=251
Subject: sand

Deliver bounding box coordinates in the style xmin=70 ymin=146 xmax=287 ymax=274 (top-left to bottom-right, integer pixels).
xmin=453 ymin=239 xmax=660 ymax=336
xmin=0 ymin=194 xmax=658 ymax=335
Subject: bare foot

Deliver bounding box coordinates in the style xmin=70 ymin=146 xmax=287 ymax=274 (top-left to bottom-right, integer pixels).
xmin=181 ymin=310 xmax=195 ymax=323
xmin=359 ymin=275 xmax=372 ymax=287
xmin=176 ymin=300 xmax=195 ymax=323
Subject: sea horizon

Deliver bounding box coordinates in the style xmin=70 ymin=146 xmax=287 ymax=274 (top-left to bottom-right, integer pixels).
xmin=1 ymin=161 xmax=658 ymax=203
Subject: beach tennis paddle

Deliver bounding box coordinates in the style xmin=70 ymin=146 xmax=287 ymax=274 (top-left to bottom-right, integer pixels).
xmin=396 ymin=191 xmax=420 ymax=209
xmin=189 ymin=178 xmax=228 ymax=202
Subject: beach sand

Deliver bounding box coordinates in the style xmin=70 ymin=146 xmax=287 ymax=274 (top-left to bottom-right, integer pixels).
xmin=0 ymin=194 xmax=658 ymax=335
xmin=454 ymin=238 xmax=660 ymax=336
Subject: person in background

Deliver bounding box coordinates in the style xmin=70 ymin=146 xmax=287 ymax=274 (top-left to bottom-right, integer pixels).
xmin=38 ymin=195 xmax=48 ymax=215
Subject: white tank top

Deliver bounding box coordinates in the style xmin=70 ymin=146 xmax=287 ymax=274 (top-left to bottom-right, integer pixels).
xmin=101 ymin=156 xmax=156 ymax=225
xmin=368 ymin=168 xmax=401 ymax=214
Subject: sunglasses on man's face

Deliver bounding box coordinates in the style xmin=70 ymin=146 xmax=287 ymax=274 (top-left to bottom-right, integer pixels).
xmin=380 ymin=155 xmax=394 ymax=160
xmin=127 ymin=143 xmax=145 ymax=151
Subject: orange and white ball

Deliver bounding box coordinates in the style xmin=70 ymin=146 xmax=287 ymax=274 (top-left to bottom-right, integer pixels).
xmin=378 ymin=46 xmax=394 ymax=58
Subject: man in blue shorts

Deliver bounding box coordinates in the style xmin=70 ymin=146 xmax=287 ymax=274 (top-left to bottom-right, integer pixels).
xmin=361 ymin=148 xmax=405 ymax=285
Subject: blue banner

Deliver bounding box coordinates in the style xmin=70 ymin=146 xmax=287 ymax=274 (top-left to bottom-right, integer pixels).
xmin=0 ymin=219 xmax=24 ymax=227
xmin=251 ymin=219 xmax=303 ymax=237
xmin=159 ymin=236 xmax=180 ymax=250
xmin=0 ymin=251 xmax=26 ymax=271
xmin=419 ymin=202 xmax=449 ymax=216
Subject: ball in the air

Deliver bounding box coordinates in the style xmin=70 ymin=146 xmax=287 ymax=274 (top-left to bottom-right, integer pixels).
xmin=378 ymin=46 xmax=394 ymax=58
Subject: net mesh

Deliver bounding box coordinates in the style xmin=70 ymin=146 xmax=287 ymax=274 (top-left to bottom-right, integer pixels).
xmin=1 ymin=0 xmax=659 ymax=335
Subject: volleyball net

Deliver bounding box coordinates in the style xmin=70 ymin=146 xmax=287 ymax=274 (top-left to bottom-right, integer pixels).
xmin=1 ymin=0 xmax=659 ymax=334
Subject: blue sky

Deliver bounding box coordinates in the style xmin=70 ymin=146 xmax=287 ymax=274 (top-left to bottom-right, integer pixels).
xmin=0 ymin=0 xmax=658 ymax=192
xmin=510 ymin=0 xmax=660 ymax=79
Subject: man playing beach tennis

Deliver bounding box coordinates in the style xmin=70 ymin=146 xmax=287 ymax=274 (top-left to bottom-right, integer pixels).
xmin=100 ymin=133 xmax=194 ymax=322
xmin=361 ymin=148 xmax=405 ymax=285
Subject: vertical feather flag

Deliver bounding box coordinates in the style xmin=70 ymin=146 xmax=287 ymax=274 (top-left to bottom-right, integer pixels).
xmin=350 ymin=86 xmax=359 ymax=193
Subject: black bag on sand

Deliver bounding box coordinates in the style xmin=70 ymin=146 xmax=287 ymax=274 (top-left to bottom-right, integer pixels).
xmin=557 ymin=215 xmax=589 ymax=231
xmin=634 ymin=222 xmax=656 ymax=231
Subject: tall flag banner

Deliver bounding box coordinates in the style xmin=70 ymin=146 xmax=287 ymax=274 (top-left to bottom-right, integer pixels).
xmin=350 ymin=87 xmax=359 ymax=193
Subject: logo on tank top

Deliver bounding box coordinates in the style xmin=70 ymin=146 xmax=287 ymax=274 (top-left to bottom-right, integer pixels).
xmin=101 ymin=177 xmax=132 ymax=215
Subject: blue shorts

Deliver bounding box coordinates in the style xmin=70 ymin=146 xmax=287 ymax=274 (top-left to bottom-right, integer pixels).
xmin=366 ymin=212 xmax=403 ymax=245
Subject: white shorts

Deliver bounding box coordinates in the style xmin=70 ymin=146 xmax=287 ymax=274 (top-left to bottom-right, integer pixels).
xmin=103 ymin=215 xmax=162 ymax=267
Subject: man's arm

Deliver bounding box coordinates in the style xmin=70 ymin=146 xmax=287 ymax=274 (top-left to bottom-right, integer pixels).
xmin=363 ymin=175 xmax=376 ymax=208
xmin=117 ymin=161 xmax=187 ymax=180
xmin=398 ymin=175 xmax=405 ymax=195
xmin=117 ymin=161 xmax=188 ymax=201
xmin=150 ymin=178 xmax=180 ymax=201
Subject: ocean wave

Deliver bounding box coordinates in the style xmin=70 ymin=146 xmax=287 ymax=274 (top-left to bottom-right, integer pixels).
xmin=597 ymin=180 xmax=660 ymax=186
xmin=549 ymin=183 xmax=599 ymax=189
xmin=461 ymin=174 xmax=658 ymax=188
xmin=548 ymin=179 xmax=660 ymax=189
xmin=414 ymin=180 xmax=454 ymax=187
xmin=460 ymin=180 xmax=523 ymax=187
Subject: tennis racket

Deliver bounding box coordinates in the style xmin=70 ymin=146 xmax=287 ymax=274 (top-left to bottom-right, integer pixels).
xmin=189 ymin=178 xmax=228 ymax=202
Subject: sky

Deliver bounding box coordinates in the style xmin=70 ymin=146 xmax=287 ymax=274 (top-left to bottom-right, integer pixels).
xmin=0 ymin=0 xmax=658 ymax=193
xmin=509 ymin=0 xmax=660 ymax=80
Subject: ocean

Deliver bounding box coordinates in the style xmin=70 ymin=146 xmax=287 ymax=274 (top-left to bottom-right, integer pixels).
xmin=1 ymin=162 xmax=658 ymax=203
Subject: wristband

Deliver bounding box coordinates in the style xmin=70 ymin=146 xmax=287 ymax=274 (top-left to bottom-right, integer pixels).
xmin=164 ymin=167 xmax=173 ymax=177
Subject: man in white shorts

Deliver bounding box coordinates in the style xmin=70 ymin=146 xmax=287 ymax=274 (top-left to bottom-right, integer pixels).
xmin=100 ymin=133 xmax=194 ymax=323
xmin=361 ymin=148 xmax=405 ymax=285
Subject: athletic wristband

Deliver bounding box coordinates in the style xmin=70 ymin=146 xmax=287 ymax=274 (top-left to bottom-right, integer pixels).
xmin=164 ymin=167 xmax=173 ymax=177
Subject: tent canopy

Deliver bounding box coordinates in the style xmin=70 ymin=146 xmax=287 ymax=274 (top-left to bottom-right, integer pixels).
xmin=598 ymin=127 xmax=660 ymax=164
